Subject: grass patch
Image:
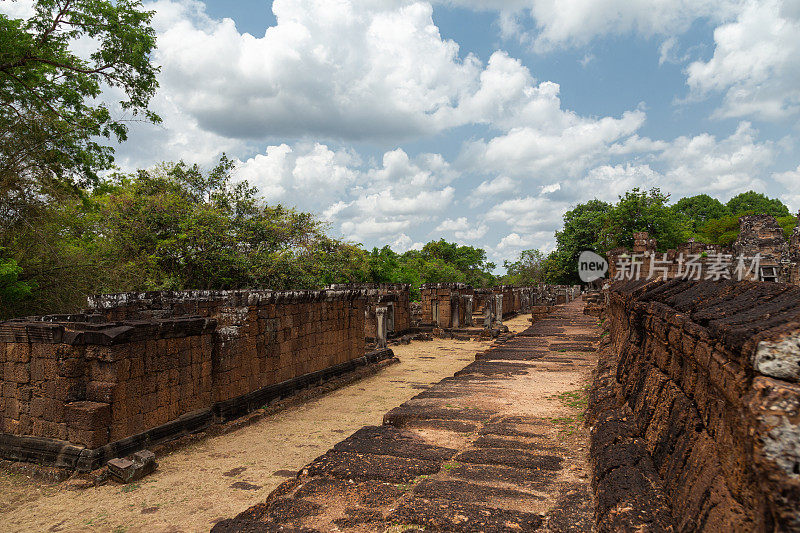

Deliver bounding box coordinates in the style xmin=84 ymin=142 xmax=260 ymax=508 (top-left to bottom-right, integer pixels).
xmin=120 ymin=483 xmax=140 ymax=493
xmin=442 ymin=461 xmax=461 ymax=471
xmin=85 ymin=511 xmax=109 ymax=526
xmin=396 ymin=473 xmax=431 ymax=492
xmin=548 ymin=415 xmax=584 ymax=436
xmin=386 ymin=524 xmax=427 ymax=532
xmin=557 ymin=389 xmax=588 ymax=411
xmin=546 ymin=388 xmax=590 ymax=435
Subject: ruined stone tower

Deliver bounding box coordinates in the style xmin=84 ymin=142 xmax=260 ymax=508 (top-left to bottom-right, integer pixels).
xmin=790 ymin=212 xmax=800 ymax=284
xmin=632 ymin=231 xmax=656 ymax=253
xmin=733 ymin=214 xmax=788 ymax=282
xmin=733 ymin=214 xmax=788 ymax=257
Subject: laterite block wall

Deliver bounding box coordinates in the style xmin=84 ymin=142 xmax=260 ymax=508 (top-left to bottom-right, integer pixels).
xmin=327 ymin=284 xmax=411 ymax=338
xmin=419 ymin=283 xmax=473 ymax=328
xmin=591 ymin=279 xmax=800 ymax=531
xmin=1 ymin=290 xmax=366 ymax=451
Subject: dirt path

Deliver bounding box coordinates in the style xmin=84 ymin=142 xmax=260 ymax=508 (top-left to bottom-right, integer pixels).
xmin=215 ymin=300 xmax=599 ymax=532
xmin=0 ymin=315 xmax=532 ymax=533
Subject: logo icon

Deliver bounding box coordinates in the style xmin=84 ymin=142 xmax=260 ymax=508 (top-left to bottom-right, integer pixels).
xmin=578 ymin=250 xmax=608 ymax=282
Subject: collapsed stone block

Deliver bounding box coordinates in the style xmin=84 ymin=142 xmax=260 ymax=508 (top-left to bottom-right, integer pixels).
xmin=108 ymin=450 xmax=157 ymax=483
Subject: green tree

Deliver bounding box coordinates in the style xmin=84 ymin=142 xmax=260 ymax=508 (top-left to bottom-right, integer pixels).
xmin=1 ymin=0 xmax=160 ymax=196
xmin=546 ymin=199 xmax=613 ymax=284
xmin=1 ymin=0 xmax=160 ymax=316
xmin=673 ymin=194 xmax=730 ymax=231
xmin=599 ymin=188 xmax=691 ymax=251
xmin=418 ymin=239 xmax=496 ymax=287
xmin=95 ymin=157 xmax=363 ymax=291
xmin=503 ymin=249 xmax=548 ymax=286
xmin=696 ymin=215 xmax=741 ymax=247
xmin=367 ymin=246 xmax=400 ymax=283
xmin=726 ymin=191 xmax=790 ymax=217
xmin=697 ymin=213 xmax=799 ymax=247
xmin=0 ymin=254 xmax=35 ymax=314
xmin=778 ymin=215 xmax=798 ymax=240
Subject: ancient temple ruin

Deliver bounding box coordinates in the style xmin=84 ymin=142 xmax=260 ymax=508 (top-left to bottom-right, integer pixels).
xmin=608 ymin=213 xmax=800 ymax=284
xmin=327 ymin=283 xmax=412 ymax=346
xmin=0 ymin=289 xmax=389 ymax=469
xmin=0 ymin=283 xmax=571 ymax=469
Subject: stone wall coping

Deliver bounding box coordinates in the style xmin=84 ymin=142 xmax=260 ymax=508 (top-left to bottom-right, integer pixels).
xmin=608 ymin=278 xmax=800 ymax=382
xmin=420 ymin=283 xmax=472 ymax=289
xmin=326 ymin=283 xmax=410 ymax=291
xmin=0 ymin=316 xmax=217 ymax=345
xmin=86 ymin=288 xmax=374 ymax=311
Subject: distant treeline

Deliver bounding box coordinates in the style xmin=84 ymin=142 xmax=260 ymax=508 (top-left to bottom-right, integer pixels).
xmin=1 ymin=156 xmax=500 ymax=318
xmin=542 ymin=188 xmax=797 ymax=285
xmin=2 ymin=154 xmax=795 ymax=317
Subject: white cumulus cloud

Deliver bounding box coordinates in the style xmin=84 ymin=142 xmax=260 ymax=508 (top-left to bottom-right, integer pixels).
xmin=686 ymin=0 xmax=800 ymax=120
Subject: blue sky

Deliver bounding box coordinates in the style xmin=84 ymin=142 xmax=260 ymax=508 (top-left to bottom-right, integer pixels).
xmin=5 ymin=0 xmax=798 ymax=267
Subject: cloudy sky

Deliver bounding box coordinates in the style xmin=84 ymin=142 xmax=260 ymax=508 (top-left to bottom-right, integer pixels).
xmin=5 ymin=0 xmax=800 ymax=267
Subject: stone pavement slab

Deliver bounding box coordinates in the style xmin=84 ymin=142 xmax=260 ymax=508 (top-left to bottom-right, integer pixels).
xmin=213 ymin=301 xmax=599 ymax=532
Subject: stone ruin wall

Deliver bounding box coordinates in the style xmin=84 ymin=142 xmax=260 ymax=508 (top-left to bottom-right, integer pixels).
xmin=790 ymin=216 xmax=800 ymax=285
xmin=420 ymin=284 xmax=581 ymax=329
xmin=494 ymin=285 xmax=516 ymax=317
xmin=419 ymin=283 xmax=474 ymax=328
xmin=0 ymin=289 xmax=366 ymax=459
xmin=607 ymin=214 xmax=800 ymax=284
xmin=589 ymin=279 xmax=800 ymax=531
xmin=471 ymin=288 xmax=495 ymax=316
xmin=327 ymin=284 xmax=411 ymax=340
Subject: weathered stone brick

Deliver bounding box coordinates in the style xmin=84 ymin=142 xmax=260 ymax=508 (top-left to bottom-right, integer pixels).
xmin=65 ymin=401 xmax=111 ymax=430
xmin=67 ymin=426 xmax=109 ymax=448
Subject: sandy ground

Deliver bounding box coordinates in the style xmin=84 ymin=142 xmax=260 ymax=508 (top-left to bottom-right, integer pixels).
xmin=0 ymin=315 xmax=532 ymax=533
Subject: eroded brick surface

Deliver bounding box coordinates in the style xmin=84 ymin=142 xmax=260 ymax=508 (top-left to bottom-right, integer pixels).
xmin=591 ymin=279 xmax=800 ymax=532
xmin=0 ymin=290 xmax=367 ymax=451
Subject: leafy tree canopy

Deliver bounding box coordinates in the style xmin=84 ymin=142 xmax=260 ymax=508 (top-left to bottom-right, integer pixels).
xmin=673 ymin=194 xmax=730 ymax=231
xmin=0 ymin=253 xmax=35 ymax=308
xmin=546 ymin=199 xmax=612 ymax=284
xmin=1 ymin=0 xmax=160 ymax=203
xmin=726 ymin=191 xmax=790 ymax=217
xmin=599 ymin=188 xmax=691 ymax=251
xmin=419 ymin=239 xmax=495 ymax=287
xmin=93 ymin=156 xmax=369 ymax=291
xmin=502 ymin=249 xmax=548 ymax=286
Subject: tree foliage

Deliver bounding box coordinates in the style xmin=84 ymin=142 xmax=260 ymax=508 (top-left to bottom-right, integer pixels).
xmin=92 ymin=157 xmax=371 ymax=292
xmin=0 ymin=150 xmax=504 ymax=316
xmin=599 ymin=188 xmax=691 ymax=251
xmin=0 ymin=253 xmax=35 ymax=309
xmin=364 ymin=240 xmax=497 ymax=300
xmin=726 ymin=191 xmax=790 ymax=218
xmin=533 ymin=188 xmax=796 ymax=285
xmin=696 ymin=212 xmax=799 ymax=247
xmin=1 ymin=0 xmax=160 ymax=198
xmin=502 ymin=249 xmax=548 ymax=286
xmin=0 ymin=156 xmax=375 ymax=317
xmin=673 ymin=194 xmax=730 ymax=231
xmin=546 ymin=199 xmax=612 ymax=284
xmin=0 ymin=0 xmax=161 ymax=317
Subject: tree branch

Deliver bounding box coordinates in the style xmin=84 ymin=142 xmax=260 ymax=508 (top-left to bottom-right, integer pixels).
xmin=37 ymin=0 xmax=73 ymax=47
xmin=0 ymin=70 xmax=66 ymax=120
